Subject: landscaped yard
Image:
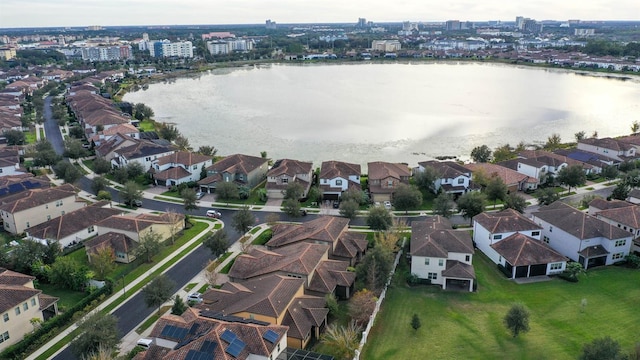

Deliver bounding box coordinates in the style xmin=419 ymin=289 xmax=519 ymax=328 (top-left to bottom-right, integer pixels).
xmin=361 ymin=254 xmax=640 ymax=360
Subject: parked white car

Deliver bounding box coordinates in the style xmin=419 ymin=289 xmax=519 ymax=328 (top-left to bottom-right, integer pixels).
xmin=187 ymin=292 xmax=203 ymax=303
xmin=384 ymin=201 xmax=392 ymax=210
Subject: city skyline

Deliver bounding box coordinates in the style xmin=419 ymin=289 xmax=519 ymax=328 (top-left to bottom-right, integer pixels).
xmin=1 ymin=0 xmax=638 ymax=29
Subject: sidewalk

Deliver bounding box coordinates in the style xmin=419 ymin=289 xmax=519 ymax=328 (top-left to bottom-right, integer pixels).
xmin=26 ymin=218 xmax=219 ymax=360
xmin=118 ymin=223 xmax=268 ymax=354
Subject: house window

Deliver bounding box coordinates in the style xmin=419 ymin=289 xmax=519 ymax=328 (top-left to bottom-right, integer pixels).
xmin=2 ymin=314 xmax=8 ymax=322
xmin=0 ymin=331 xmax=9 ymax=344
xmin=336 ymin=179 xmax=342 ymax=186
xmin=465 ymin=255 xmax=470 ymax=262
xmin=549 ymin=263 xmax=563 ymax=270
xmin=493 ymin=234 xmax=502 ymax=240
xmin=612 ymin=253 xmax=624 ymax=260
xmin=15 ymin=307 xmax=20 ymax=316
xmin=23 ymin=303 xmax=28 ymax=311
xmin=31 ymin=298 xmax=36 ymax=307
xmin=25 ymin=222 xmax=30 ymax=228
xmin=387 ymin=180 xmax=393 ymax=186
xmin=427 ymin=272 xmax=438 ymax=280
xmin=424 ymin=258 xmax=429 ymax=265
xmin=88 ymin=225 xmax=95 ymax=233
xmin=457 ymin=178 xmax=464 ymax=184
xmin=615 ymin=240 xmax=626 ymax=247
xmin=543 ymin=236 xmax=550 ymax=244
xmin=282 ymin=178 xmax=288 ymax=184
xmin=47 ymin=215 xmax=51 ymax=221
xmin=438 ymin=259 xmax=444 ymax=266
xmin=549 ymin=226 xmax=553 ymax=232
xmin=193 ymin=165 xmax=197 ymax=170
xmin=45 ymin=205 xmax=48 ymax=209
xmin=532 ymin=231 xmax=540 ymax=236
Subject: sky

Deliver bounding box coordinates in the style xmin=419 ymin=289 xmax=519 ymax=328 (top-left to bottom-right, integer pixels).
xmin=1 ymin=0 xmax=638 ymax=29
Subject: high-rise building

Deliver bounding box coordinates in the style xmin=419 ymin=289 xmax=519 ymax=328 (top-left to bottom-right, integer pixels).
xmin=161 ymin=41 xmax=193 ymax=58
xmin=266 ymin=19 xmax=277 ymax=30
xmin=357 ymin=18 xmax=367 ymax=28
xmin=516 ymin=16 xmax=525 ymax=30
xmin=371 ymin=40 xmax=401 ymax=52
xmin=445 ymin=20 xmax=461 ymax=31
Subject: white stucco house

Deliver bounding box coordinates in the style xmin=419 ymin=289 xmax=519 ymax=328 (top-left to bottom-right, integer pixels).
xmin=318 ymin=161 xmax=361 ymax=200
xmin=410 ymin=217 xmax=475 ymax=292
xmin=415 ymin=160 xmax=479 ymax=195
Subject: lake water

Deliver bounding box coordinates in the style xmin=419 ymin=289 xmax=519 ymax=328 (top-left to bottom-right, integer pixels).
xmin=123 ymin=63 xmax=640 ymax=169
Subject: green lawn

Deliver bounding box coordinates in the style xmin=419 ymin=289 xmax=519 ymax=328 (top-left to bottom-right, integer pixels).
xmin=138 ymin=120 xmax=156 ymax=132
xmin=361 ymin=254 xmax=640 ymax=360
xmin=36 ymin=283 xmax=87 ymax=313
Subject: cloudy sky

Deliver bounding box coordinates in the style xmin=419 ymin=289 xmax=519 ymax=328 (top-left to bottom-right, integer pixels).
xmin=1 ymin=0 xmax=638 ymax=28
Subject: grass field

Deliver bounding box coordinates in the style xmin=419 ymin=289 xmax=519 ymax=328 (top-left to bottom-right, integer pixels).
xmin=361 ymin=254 xmax=640 ymax=360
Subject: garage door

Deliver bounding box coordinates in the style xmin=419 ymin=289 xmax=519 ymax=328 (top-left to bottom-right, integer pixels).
xmin=529 ymin=264 xmax=547 ymax=277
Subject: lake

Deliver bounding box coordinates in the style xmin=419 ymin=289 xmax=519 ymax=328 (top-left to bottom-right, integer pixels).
xmin=123 ymin=62 xmax=640 ymax=169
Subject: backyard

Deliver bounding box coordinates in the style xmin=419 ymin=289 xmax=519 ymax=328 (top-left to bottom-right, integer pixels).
xmin=361 ymin=254 xmax=640 ymax=360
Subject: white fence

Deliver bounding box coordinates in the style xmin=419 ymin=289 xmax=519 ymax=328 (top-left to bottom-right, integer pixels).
xmin=353 ymin=238 xmax=406 ymax=360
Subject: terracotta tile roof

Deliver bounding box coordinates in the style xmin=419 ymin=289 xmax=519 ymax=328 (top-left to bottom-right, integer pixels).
xmin=85 ymin=232 xmax=138 ymax=256
xmin=319 ymin=161 xmax=361 ymax=180
xmin=368 ymin=161 xmax=411 ymax=180
xmin=101 ymin=123 xmax=139 ymax=136
xmin=533 ymin=202 xmax=631 ymax=240
xmin=473 ymin=209 xmax=542 ymax=234
xmin=308 ymin=260 xmax=356 ymax=295
xmin=490 ymin=233 xmax=566 ymax=266
xmin=197 ymin=173 xmax=222 ymax=186
xmin=267 ymin=159 xmax=312 ymax=178
xmin=410 ymin=223 xmax=474 ymax=258
xmin=281 ymin=296 xmax=328 ymax=341
xmin=26 ymin=202 xmax=122 ymax=240
xmin=156 ymin=151 xmax=211 ymax=167
xmin=441 ymin=260 xmax=476 ymax=279
xmin=267 ymin=216 xmax=349 ymax=248
xmin=464 ymin=162 xmax=537 ymax=186
xmin=97 ymin=212 xmax=181 ymax=234
xmin=153 ymin=166 xmax=192 ymax=181
xmin=588 ymin=198 xmax=633 ymax=212
xmin=617 ymin=135 xmax=640 ymax=147
xmin=0 ymin=267 xmax=34 ymax=286
xmin=116 ymin=140 xmax=174 ymax=161
xmin=199 ymin=275 xmax=305 ymax=319
xmin=0 ymin=285 xmax=41 ymax=314
xmin=139 ymin=307 xmax=287 ymax=360
xmin=333 ymin=232 xmax=368 ymax=260
xmin=37 ymin=293 xmax=59 ymax=311
xmin=579 ymin=137 xmax=634 ymax=152
xmin=229 ymin=242 xmax=329 ymax=280
xmin=596 ymin=205 xmax=640 ymax=228
xmin=418 ymin=160 xmax=469 ymax=179
xmin=206 ymin=154 xmax=268 ymax=176
xmin=0 ymin=175 xmax=50 ymax=199
xmin=518 ymin=150 xmax=594 ymax=170
xmin=0 ymin=183 xmax=78 ymax=213
xmin=629 ymin=188 xmax=640 ymax=199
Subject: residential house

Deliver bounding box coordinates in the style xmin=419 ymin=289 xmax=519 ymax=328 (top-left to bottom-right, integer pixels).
xmin=152 ymin=151 xmax=212 ymax=187
xmin=514 ymin=150 xmax=596 ymax=180
xmin=0 ymin=175 xmax=50 ymax=199
xmin=134 ymin=308 xmax=288 ymax=360
xmin=85 ymin=232 xmax=138 ymax=263
xmin=228 ymin=242 xmax=355 ymax=299
xmin=89 ymin=123 xmax=140 ymax=147
xmin=591 ymin=202 xmax=640 ymax=254
xmin=198 ymin=275 xmax=328 ymax=349
xmin=473 ymin=209 xmax=567 ymax=278
xmin=96 ymin=212 xmax=184 ymax=242
xmin=94 ymin=132 xmax=139 ymax=162
xmin=414 ymin=160 xmax=476 ymax=196
xmin=627 ymin=189 xmax=640 ymax=205
xmin=577 ymin=137 xmax=637 ymax=162
xmin=368 ymin=161 xmax=411 ymax=202
xmin=266 ymin=216 xmax=368 ymax=266
xmin=318 ymin=161 xmax=361 ymax=200
xmin=532 ymin=202 xmax=633 ymax=269
xmin=25 ymin=201 xmax=123 ymax=248
xmin=464 ymin=162 xmax=538 ymax=192
xmin=111 ymin=139 xmax=175 ymax=172
xmin=410 ymin=217 xmax=476 ymax=291
xmin=266 ymin=159 xmax=313 ymax=199
xmin=587 ymin=198 xmax=632 ymax=214
xmin=198 ymin=154 xmax=269 ymax=194
xmin=0 ymin=184 xmax=83 ymax=234
xmin=0 ymin=268 xmax=59 ymax=352
xmin=65 ymin=90 xmax=130 ymax=138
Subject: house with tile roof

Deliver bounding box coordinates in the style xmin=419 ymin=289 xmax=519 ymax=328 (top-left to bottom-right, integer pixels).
xmin=410 ymin=217 xmax=476 ymax=291
xmin=198 ymin=154 xmax=269 ymax=194
xmin=368 ymin=161 xmax=411 ymax=202
xmin=151 ymin=151 xmax=212 ymax=187
xmin=111 ymin=139 xmax=175 ymax=172
xmin=464 ymin=162 xmax=538 ymax=192
xmin=266 ymin=159 xmax=313 ymax=199
xmin=532 ymin=202 xmax=633 ymax=269
xmin=578 ymin=137 xmax=638 ymax=162
xmin=134 ymin=308 xmax=288 ymax=360
xmin=198 ymin=275 xmax=328 ymax=349
xmin=0 ymin=184 xmax=84 ymax=234
xmin=0 ymin=268 xmax=58 ymax=352
xmin=473 ymin=209 xmax=544 ymax=262
xmin=587 ymin=198 xmax=632 ymax=214
xmin=514 ymin=149 xmax=597 ymax=180
xmin=0 ymin=175 xmax=50 ymax=199
xmin=94 ymin=132 xmax=139 ymax=162
xmin=85 ymin=232 xmax=139 ymax=264
xmin=89 ymin=123 xmax=140 ymax=147
xmin=266 ymin=216 xmax=368 ymax=266
xmin=490 ymin=233 xmax=567 ymax=279
xmin=591 ymin=203 xmax=640 ymax=254
xmin=229 ymin=242 xmax=355 ymax=299
xmin=318 ymin=161 xmax=361 ymax=200
xmin=96 ymin=212 xmax=184 ymax=242
xmin=415 ymin=160 xmax=478 ymax=196
xmin=25 ymin=201 xmax=123 ymax=248
xmin=627 ymin=188 xmax=640 ymax=205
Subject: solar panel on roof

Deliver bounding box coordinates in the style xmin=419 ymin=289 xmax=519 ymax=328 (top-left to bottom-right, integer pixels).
xmin=185 ymin=349 xmax=214 ymax=360
xmin=225 ymin=342 xmax=243 ymax=358
xmin=189 ymin=323 xmax=200 ymax=334
xmin=263 ymin=329 xmax=279 ymax=344
xmin=200 ymin=340 xmax=218 ymax=353
xmin=161 ymin=325 xmax=189 ymax=340
xmin=7 ymin=183 xmax=23 ymax=192
xmin=220 ymin=329 xmax=237 ymax=344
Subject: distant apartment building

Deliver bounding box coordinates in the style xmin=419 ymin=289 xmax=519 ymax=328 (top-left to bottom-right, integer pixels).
xmin=371 ymin=40 xmax=401 ymax=52
xmin=201 ymin=32 xmax=235 ymax=40
xmin=81 ymin=45 xmax=132 ymax=61
xmin=445 ymin=20 xmax=473 ymax=31
xmin=207 ymin=39 xmax=254 ymax=55
xmin=266 ymin=19 xmax=277 ymax=30
xmin=574 ymin=28 xmax=595 ymax=36
xmin=146 ymin=40 xmax=193 ymax=58
xmin=0 ymin=47 xmax=17 ymax=60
